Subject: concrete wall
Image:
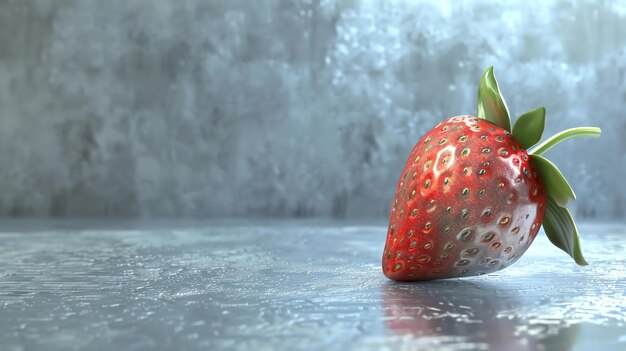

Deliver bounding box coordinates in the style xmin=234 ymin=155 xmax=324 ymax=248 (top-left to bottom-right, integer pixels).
xmin=0 ymin=0 xmax=624 ymax=218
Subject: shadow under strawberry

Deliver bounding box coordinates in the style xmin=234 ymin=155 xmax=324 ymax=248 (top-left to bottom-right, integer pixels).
xmin=382 ymin=280 xmax=580 ymax=350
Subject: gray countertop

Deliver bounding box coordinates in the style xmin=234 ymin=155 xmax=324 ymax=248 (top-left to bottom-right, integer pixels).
xmin=0 ymin=220 xmax=624 ymax=350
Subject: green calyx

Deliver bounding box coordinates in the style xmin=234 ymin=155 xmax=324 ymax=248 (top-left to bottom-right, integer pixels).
xmin=477 ymin=66 xmax=512 ymax=131
xmin=476 ymin=67 xmax=602 ymax=266
xmin=543 ymin=196 xmax=588 ymax=266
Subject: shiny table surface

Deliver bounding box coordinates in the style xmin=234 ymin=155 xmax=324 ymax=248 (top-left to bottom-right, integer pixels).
xmin=0 ymin=220 xmax=624 ymax=350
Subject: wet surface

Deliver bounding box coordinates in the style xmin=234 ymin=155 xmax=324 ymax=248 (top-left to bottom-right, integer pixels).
xmin=0 ymin=220 xmax=624 ymax=350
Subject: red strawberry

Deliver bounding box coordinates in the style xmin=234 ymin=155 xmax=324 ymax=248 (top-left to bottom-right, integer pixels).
xmin=382 ymin=67 xmax=601 ymax=281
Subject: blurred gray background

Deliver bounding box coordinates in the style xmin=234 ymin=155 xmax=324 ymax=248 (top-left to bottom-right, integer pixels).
xmin=0 ymin=0 xmax=623 ymax=219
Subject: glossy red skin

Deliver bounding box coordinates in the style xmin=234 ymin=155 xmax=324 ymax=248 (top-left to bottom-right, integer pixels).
xmin=382 ymin=116 xmax=546 ymax=281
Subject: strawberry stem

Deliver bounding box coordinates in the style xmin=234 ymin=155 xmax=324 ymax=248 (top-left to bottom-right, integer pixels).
xmin=529 ymin=127 xmax=602 ymax=155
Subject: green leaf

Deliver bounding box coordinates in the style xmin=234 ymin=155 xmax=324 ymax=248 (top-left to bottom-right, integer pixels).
xmin=532 ymin=154 xmax=576 ymax=207
xmin=529 ymin=127 xmax=602 ymax=155
xmin=477 ymin=66 xmax=511 ymax=131
xmin=543 ymin=195 xmax=588 ymax=266
xmin=512 ymin=107 xmax=546 ymax=149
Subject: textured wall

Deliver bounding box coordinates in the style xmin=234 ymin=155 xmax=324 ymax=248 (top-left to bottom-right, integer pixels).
xmin=0 ymin=0 xmax=624 ymax=218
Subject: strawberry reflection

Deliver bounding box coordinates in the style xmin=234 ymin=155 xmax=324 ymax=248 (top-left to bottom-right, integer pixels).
xmin=382 ymin=280 xmax=579 ymax=350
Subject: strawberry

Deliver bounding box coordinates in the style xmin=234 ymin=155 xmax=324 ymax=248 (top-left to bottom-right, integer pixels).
xmin=382 ymin=67 xmax=601 ymax=281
